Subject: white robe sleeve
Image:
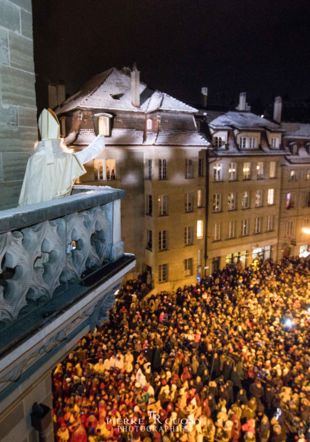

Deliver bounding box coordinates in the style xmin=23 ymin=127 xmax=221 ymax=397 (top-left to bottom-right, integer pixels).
xmin=75 ymin=135 xmax=105 ymax=164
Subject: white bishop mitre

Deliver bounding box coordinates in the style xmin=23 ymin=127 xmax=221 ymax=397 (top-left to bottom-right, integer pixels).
xmin=19 ymin=108 xmax=105 ymax=205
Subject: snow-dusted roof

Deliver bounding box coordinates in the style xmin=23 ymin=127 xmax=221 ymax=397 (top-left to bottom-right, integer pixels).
xmin=281 ymin=122 xmax=310 ymax=139
xmin=57 ymin=68 xmax=197 ymax=115
xmin=74 ymin=128 xmax=209 ymax=147
xmin=210 ymin=111 xmax=281 ymax=131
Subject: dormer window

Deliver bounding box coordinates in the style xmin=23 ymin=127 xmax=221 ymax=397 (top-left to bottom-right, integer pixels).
xmin=239 ymin=136 xmax=257 ymax=149
xmin=94 ymin=113 xmax=113 ymax=137
xmin=289 ymin=142 xmax=298 ymax=155
xmin=270 ymin=137 xmax=279 ymax=148
xmin=213 ymin=136 xmax=224 ymax=148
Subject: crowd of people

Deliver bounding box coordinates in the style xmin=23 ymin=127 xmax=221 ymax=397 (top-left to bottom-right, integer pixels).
xmin=53 ymin=257 xmax=309 ymax=441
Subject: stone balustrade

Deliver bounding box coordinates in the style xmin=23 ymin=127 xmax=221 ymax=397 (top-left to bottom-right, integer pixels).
xmin=0 ymin=185 xmax=126 ymax=347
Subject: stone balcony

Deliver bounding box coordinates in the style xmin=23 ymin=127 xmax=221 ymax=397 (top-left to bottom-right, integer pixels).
xmin=0 ymin=185 xmax=135 ymax=411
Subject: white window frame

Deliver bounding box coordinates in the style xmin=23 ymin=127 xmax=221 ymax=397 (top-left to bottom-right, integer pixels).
xmin=241 ymin=219 xmax=249 ymax=236
xmin=159 ymin=159 xmax=167 ymax=180
xmin=267 ymin=188 xmax=275 ymax=205
xmin=243 ymin=162 xmax=251 ymax=180
xmin=185 ymin=192 xmax=194 ymax=213
xmin=213 ymin=162 xmax=222 ymax=181
xmin=241 ymin=191 xmax=250 ymax=209
xmin=184 ymin=258 xmax=193 ymax=276
xmin=266 ymin=215 xmax=274 ymax=232
xmin=254 ymin=217 xmax=262 ymax=234
xmin=158 ymin=264 xmax=168 ymax=283
xmin=227 ymin=192 xmax=236 ymax=211
xmin=269 ymin=161 xmax=276 ymax=178
xmin=213 ymin=223 xmax=221 ymax=241
xmin=228 ymin=220 xmax=236 ymax=239
xmin=158 ymin=230 xmax=168 ymax=251
xmin=212 ymin=193 xmax=222 ymax=212
xmin=256 ymin=162 xmax=264 ymax=179
xmin=158 ymin=195 xmax=168 ymax=216
xmin=184 ymin=226 xmax=194 ymax=246
xmin=185 ymin=159 xmax=194 ymax=179
xmin=255 ymin=189 xmax=263 ymax=208
xmin=228 ymin=162 xmax=237 ymax=181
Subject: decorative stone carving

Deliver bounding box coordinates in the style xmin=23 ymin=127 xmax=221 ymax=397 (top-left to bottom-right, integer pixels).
xmin=0 ymin=202 xmax=114 ymax=322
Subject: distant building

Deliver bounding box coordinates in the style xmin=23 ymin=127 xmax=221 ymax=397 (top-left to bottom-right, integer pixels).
xmin=279 ymin=122 xmax=310 ymax=258
xmin=57 ymin=67 xmax=209 ymax=289
xmin=207 ymin=93 xmax=286 ymax=271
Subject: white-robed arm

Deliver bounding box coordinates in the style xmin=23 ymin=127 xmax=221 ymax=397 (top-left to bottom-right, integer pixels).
xmin=75 ymin=135 xmax=105 ymax=164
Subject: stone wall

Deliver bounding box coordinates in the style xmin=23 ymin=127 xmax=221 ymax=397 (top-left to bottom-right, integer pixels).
xmin=0 ymin=0 xmax=37 ymax=209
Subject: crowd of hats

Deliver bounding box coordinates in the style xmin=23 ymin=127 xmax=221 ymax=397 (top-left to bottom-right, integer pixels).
xmin=53 ymin=257 xmax=309 ymax=442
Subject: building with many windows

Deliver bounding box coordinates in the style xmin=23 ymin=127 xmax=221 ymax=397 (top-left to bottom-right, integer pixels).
xmin=207 ymin=95 xmax=286 ymax=272
xmin=279 ymin=122 xmax=310 ymax=258
xmin=56 ymin=67 xmax=209 ymax=289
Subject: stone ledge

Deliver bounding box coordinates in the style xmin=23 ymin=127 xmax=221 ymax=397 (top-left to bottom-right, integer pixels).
xmin=0 ymin=185 xmax=125 ymax=233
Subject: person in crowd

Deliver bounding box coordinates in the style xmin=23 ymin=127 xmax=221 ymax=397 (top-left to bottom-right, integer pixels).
xmin=53 ymin=257 xmax=310 ymax=441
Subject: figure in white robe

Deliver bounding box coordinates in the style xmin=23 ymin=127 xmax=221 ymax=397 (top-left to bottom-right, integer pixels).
xmin=19 ymin=108 xmax=105 ymax=205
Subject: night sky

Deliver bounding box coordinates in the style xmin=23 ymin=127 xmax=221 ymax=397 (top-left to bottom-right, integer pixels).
xmin=32 ymin=0 xmax=310 ymax=112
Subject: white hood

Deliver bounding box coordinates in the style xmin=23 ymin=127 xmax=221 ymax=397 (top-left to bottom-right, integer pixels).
xmin=38 ymin=108 xmax=60 ymax=140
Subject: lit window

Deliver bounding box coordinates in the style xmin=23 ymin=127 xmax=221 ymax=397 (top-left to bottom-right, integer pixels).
xmin=197 ymin=220 xmax=203 ymax=239
xmin=213 ymin=223 xmax=221 ymax=241
xmin=212 ymin=193 xmax=222 ymax=212
xmin=228 ymin=162 xmax=237 ymax=181
xmin=146 ymin=195 xmax=152 ymax=216
xmin=185 ymin=159 xmax=194 ymax=179
xmin=266 ymin=215 xmax=274 ymax=232
xmin=286 ymin=192 xmax=294 ymax=209
xmin=255 ymin=190 xmax=263 ymax=207
xmin=243 ymin=162 xmax=251 ymax=180
xmin=240 ymin=137 xmax=247 ymax=149
xmin=305 ymin=169 xmax=310 ymax=181
xmin=159 ymin=159 xmax=167 ymax=180
xmin=106 ymin=159 xmax=116 ymax=180
xmin=213 ymin=162 xmax=222 ymax=181
xmin=227 ymin=192 xmax=236 ymax=211
xmin=184 ymin=226 xmax=194 ymax=246
xmin=96 ymin=113 xmax=112 ymax=136
xmin=185 ymin=192 xmax=194 ymax=213
xmin=158 ymin=195 xmax=168 ymax=216
xmin=254 ymin=217 xmax=262 ymax=234
xmin=267 ymin=188 xmax=275 ymax=205
xmin=197 ymin=189 xmax=203 ymax=208
xmin=158 ymin=230 xmax=168 ymax=251
xmin=94 ymin=159 xmax=105 ymax=181
xmin=241 ymin=219 xmax=249 ymax=236
xmin=241 ymin=191 xmax=250 ymax=209
xmin=289 ymin=170 xmax=297 ymax=181
xmin=158 ymin=264 xmax=168 ymax=283
xmin=146 ymin=230 xmax=152 ymax=250
xmin=146 ymin=118 xmax=153 ymax=130
xmin=184 ymin=258 xmax=193 ymax=276
xmin=256 ymin=162 xmax=264 ymax=179
xmin=228 ymin=220 xmax=236 ymax=239
xmin=269 ymin=161 xmax=276 ymax=178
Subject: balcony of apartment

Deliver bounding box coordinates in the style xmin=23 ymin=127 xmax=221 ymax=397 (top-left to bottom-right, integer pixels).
xmin=0 ymin=185 xmax=135 ymax=405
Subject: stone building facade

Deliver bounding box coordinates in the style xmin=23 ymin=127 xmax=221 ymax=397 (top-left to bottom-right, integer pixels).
xmin=56 ymin=67 xmax=209 ymax=290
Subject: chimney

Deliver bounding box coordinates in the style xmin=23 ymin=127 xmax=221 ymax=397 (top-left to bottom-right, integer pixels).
xmin=273 ymin=96 xmax=282 ymax=123
xmin=236 ymin=92 xmax=247 ymax=111
xmin=131 ymin=64 xmax=140 ymax=108
xmin=201 ymin=87 xmax=208 ymax=108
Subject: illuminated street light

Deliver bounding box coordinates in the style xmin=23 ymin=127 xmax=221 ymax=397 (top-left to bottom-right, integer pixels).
xmin=283 ymin=318 xmax=294 ymax=329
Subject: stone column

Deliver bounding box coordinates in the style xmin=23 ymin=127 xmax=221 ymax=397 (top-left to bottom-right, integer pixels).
xmin=0 ymin=0 xmax=37 ymax=209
